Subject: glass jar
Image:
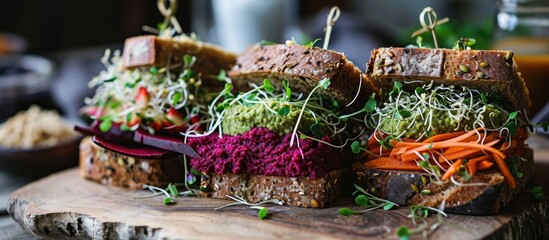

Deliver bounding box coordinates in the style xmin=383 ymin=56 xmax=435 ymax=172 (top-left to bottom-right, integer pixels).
xmin=492 ymin=0 xmax=549 ymax=118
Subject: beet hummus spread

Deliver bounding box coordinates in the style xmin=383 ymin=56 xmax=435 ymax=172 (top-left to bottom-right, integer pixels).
xmin=188 ymin=127 xmax=347 ymax=178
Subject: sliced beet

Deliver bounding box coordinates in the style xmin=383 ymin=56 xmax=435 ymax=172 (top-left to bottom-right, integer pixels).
xmin=92 ymin=136 xmax=175 ymax=159
xmin=134 ymin=129 xmax=200 ymax=159
xmin=75 ymin=123 xmax=200 ymax=158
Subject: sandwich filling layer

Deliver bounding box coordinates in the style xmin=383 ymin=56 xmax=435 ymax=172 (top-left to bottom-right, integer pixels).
xmin=188 ymin=127 xmax=345 ymax=178
xmin=363 ymin=81 xmax=527 ymax=188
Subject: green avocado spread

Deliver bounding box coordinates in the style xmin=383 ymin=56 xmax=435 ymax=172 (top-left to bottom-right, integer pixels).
xmin=380 ymin=104 xmax=507 ymax=138
xmin=222 ymin=101 xmax=322 ymax=136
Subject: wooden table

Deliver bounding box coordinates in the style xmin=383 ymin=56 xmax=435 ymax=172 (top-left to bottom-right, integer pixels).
xmin=5 ymin=135 xmax=549 ymax=239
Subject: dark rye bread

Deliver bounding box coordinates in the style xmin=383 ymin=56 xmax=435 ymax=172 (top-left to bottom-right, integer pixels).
xmin=79 ymin=137 xmax=185 ymax=189
xmin=366 ymin=47 xmax=531 ymax=116
xmin=353 ymin=148 xmax=534 ymax=215
xmin=229 ymin=44 xmax=374 ymax=111
xmin=80 ymin=136 xmax=345 ymax=207
xmin=198 ymin=169 xmax=346 ymax=208
xmin=122 ymin=35 xmax=237 ymax=80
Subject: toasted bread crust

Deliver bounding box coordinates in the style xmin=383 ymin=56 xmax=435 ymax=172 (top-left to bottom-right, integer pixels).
xmin=79 ymin=137 xmax=345 ymax=207
xmin=79 ymin=137 xmax=185 ymax=189
xmin=353 ymin=147 xmax=534 ymax=215
xmin=366 ymin=47 xmax=531 ymax=116
xmin=198 ymin=169 xmax=345 ymax=208
xmin=122 ymin=35 xmax=237 ymax=80
xmin=229 ymin=44 xmax=374 ymax=110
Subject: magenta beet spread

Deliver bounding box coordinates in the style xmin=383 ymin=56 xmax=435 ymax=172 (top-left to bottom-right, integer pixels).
xmin=188 ymin=127 xmax=346 ymax=178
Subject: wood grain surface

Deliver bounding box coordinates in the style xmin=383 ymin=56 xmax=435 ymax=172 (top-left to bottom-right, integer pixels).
xmin=7 ymin=135 xmax=549 ymax=240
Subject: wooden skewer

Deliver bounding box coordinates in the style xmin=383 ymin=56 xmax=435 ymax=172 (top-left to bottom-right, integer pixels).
xmin=323 ymin=6 xmax=341 ymax=50
xmin=411 ymin=7 xmax=449 ymax=48
xmin=157 ymin=0 xmax=182 ymax=34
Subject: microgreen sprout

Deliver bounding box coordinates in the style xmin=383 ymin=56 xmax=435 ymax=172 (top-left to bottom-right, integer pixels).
xmin=396 ymin=205 xmax=447 ymax=239
xmin=338 ymin=184 xmax=398 ymax=216
xmin=142 ymin=184 xmax=177 ymax=205
xmin=289 ymin=78 xmax=332 ymax=147
xmin=215 ymin=195 xmax=283 ymax=220
xmin=304 ymin=38 xmax=321 ymax=48
xmin=453 ymin=37 xmax=477 ymax=50
xmin=531 ymin=186 xmax=544 ymax=201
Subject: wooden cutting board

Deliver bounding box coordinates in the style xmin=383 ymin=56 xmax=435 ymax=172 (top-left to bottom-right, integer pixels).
xmin=7 ymin=136 xmax=549 ymax=240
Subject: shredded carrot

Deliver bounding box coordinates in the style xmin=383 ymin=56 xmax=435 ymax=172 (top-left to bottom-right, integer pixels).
xmin=390 ymin=146 xmax=408 ymax=159
xmin=401 ymin=142 xmax=505 ymax=162
xmin=364 ymin=157 xmax=423 ymax=171
xmin=467 ymin=155 xmax=493 ymax=175
xmin=442 ymin=159 xmax=463 ymax=180
xmin=363 ymin=127 xmax=523 ymax=189
xmin=493 ymin=154 xmax=516 ymax=189
xmin=476 ymin=160 xmax=494 ymax=171
xmin=422 ymin=131 xmax=467 ymax=143
xmin=440 ymin=139 xmax=500 ymax=161
xmin=367 ymin=133 xmax=379 ymax=148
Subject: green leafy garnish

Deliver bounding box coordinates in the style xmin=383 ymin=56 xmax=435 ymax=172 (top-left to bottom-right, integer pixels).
xmin=395 ymin=110 xmax=411 ymax=120
xmin=396 ymin=226 xmax=410 ymax=240
xmin=149 ymin=67 xmax=158 ymax=75
xmin=258 ymin=207 xmax=268 ymax=220
xmin=216 ymin=69 xmax=228 ymax=81
xmin=351 ymin=141 xmax=362 ymax=154
xmin=183 ymin=54 xmax=196 ymax=69
xmin=416 ymin=36 xmax=424 ymax=48
xmin=319 ymin=78 xmax=331 ymax=90
xmin=223 ymin=83 xmax=233 ymax=95
xmin=338 ymin=208 xmax=354 ymax=216
xmin=263 ymin=79 xmax=275 ymax=93
xmin=305 ymin=38 xmax=321 ymax=48
xmin=172 ymin=92 xmax=182 ymax=105
xmin=364 ymin=94 xmax=377 ymax=113
xmin=506 ymin=121 xmax=518 ymax=136
xmin=415 ymin=87 xmax=427 ymax=95
xmin=164 ymin=197 xmax=174 ymax=205
xmin=168 ymin=183 xmax=179 ymax=197
xmin=282 ymin=79 xmax=291 ymax=101
xmin=453 ymin=37 xmax=477 ymax=50
xmin=339 ymin=184 xmax=398 ymax=216
xmin=310 ymin=123 xmax=321 ymax=138
xmin=508 ymin=111 xmax=519 ymax=120
xmin=99 ymin=119 xmax=112 ymax=132
xmin=120 ymin=124 xmax=131 ymax=132
xmin=383 ymin=202 xmax=396 ymax=210
xmin=532 ymin=186 xmax=544 ymax=201
xmin=277 ymin=105 xmax=291 ymax=116
xmin=389 ymin=81 xmax=403 ymax=96
xmin=458 ymin=167 xmax=471 ymax=181
xmin=103 ymin=76 xmax=117 ymax=83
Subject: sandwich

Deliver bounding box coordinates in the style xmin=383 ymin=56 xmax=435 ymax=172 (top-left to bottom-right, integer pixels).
xmin=78 ymin=36 xmax=374 ymax=208
xmin=186 ymin=42 xmax=373 ymax=208
xmin=78 ymin=33 xmax=237 ymax=188
xmin=353 ymin=47 xmax=534 ymax=215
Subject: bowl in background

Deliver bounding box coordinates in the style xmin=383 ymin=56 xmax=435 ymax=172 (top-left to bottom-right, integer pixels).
xmin=0 ymin=54 xmax=57 ymax=122
xmin=0 ymin=134 xmax=82 ymax=177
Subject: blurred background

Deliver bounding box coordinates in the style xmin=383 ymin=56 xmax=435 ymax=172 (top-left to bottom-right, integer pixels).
xmin=0 ymin=0 xmax=503 ymax=121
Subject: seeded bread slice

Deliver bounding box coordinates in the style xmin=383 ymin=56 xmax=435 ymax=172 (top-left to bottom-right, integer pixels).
xmin=79 ymin=137 xmax=185 ymax=189
xmin=198 ymin=169 xmax=346 ymax=208
xmin=122 ymin=35 xmax=237 ymax=80
xmin=353 ymin=147 xmax=534 ymax=215
xmin=229 ymin=44 xmax=375 ymax=111
xmin=366 ymin=47 xmax=531 ymax=116
xmin=80 ymin=136 xmax=346 ymax=208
